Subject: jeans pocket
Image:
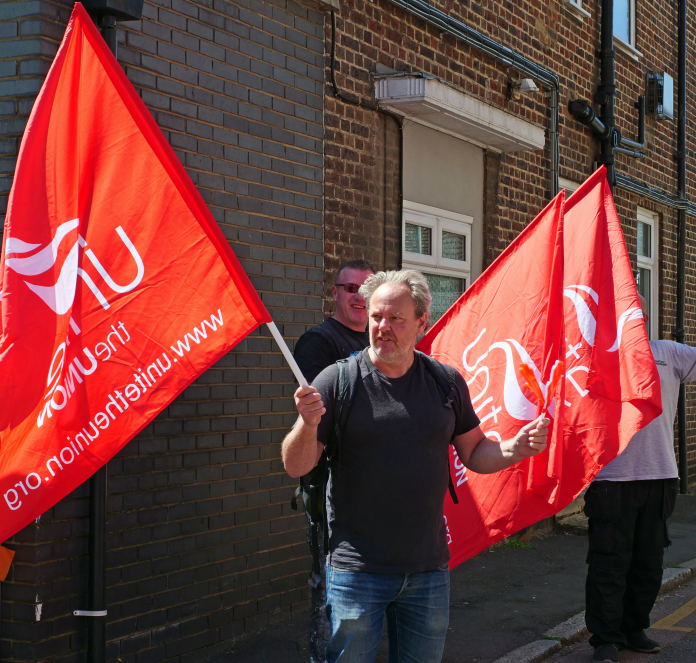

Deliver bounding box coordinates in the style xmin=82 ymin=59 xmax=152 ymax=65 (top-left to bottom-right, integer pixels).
xmin=584 ymin=481 xmax=622 ymax=521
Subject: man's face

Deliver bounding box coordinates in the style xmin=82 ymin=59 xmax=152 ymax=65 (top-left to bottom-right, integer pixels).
xmin=332 ymin=268 xmax=373 ymax=330
xmin=369 ymin=283 xmax=427 ymax=365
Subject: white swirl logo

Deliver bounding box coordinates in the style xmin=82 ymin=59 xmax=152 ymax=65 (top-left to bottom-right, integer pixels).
xmin=3 ymin=219 xmax=144 ymax=314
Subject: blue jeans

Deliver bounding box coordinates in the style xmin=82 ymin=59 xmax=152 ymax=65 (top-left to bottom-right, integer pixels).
xmin=325 ymin=563 xmax=450 ymax=663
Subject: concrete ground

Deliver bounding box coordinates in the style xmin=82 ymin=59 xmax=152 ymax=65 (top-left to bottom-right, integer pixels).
xmin=208 ymin=494 xmax=696 ymax=663
xmin=548 ymin=576 xmax=696 ymax=663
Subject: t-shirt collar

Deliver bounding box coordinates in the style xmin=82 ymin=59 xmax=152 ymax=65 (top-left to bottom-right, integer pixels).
xmin=361 ymin=348 xmax=419 ymax=383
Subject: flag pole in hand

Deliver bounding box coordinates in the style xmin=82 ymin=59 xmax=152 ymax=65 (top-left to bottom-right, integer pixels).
xmin=267 ymin=321 xmax=309 ymax=388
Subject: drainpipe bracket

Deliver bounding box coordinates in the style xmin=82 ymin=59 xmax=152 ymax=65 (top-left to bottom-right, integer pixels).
xmin=673 ymin=328 xmax=686 ymax=342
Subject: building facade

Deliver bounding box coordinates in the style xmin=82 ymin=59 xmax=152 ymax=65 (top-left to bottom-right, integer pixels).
xmin=0 ymin=0 xmax=695 ymax=661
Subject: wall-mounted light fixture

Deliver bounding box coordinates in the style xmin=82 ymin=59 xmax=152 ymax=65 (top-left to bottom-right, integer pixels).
xmin=646 ymin=72 xmax=674 ymax=120
xmin=507 ymin=78 xmax=539 ymax=101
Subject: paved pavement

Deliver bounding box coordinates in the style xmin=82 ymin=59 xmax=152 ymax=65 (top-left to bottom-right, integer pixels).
xmin=547 ymin=576 xmax=696 ymax=663
xmin=209 ymin=494 xmax=696 ymax=663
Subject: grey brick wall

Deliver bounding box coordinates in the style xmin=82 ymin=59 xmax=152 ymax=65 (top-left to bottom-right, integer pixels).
xmin=0 ymin=0 xmax=69 ymax=220
xmin=0 ymin=0 xmax=327 ymax=660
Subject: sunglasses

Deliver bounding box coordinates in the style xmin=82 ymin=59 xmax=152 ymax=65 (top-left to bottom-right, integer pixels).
xmin=335 ymin=283 xmax=361 ymax=293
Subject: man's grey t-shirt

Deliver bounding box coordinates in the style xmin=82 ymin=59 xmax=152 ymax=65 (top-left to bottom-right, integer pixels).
xmin=312 ymin=349 xmax=480 ymax=574
xmin=596 ymin=340 xmax=696 ymax=481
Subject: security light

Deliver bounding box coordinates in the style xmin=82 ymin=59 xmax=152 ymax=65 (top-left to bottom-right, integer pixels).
xmin=507 ymin=78 xmax=539 ymax=101
xmin=519 ymin=79 xmax=539 ymax=94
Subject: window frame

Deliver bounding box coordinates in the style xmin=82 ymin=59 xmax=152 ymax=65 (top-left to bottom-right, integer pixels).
xmin=402 ymin=201 xmax=473 ymax=323
xmin=561 ymin=0 xmax=591 ymax=21
xmin=636 ymin=208 xmax=658 ymax=339
xmin=559 ymin=177 xmax=580 ymax=200
xmin=613 ymin=0 xmax=637 ymax=50
xmin=403 ymin=208 xmax=438 ymax=269
xmin=402 ymin=201 xmax=472 ymax=280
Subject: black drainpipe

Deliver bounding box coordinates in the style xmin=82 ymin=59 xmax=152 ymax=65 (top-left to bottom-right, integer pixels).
xmin=675 ymin=0 xmax=688 ymax=493
xmin=569 ymin=0 xmax=690 ymax=489
xmin=597 ymin=0 xmax=617 ymax=192
xmin=75 ymin=4 xmax=145 ymax=660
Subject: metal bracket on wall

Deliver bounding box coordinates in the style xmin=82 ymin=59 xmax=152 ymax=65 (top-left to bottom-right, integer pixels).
xmin=74 ymin=610 xmax=108 ymax=617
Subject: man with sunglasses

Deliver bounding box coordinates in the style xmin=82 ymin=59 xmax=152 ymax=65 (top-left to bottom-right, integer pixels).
xmin=294 ymin=258 xmax=375 ymax=663
xmin=295 ymin=259 xmax=376 ymax=385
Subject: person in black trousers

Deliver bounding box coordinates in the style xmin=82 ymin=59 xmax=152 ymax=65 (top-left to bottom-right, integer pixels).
xmin=585 ymin=296 xmax=696 ymax=663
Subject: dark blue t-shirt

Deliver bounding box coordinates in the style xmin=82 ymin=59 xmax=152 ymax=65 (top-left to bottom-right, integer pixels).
xmin=313 ymin=349 xmax=480 ymax=574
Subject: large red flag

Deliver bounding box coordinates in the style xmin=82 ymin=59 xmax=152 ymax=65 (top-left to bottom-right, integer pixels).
xmin=418 ymin=167 xmax=662 ymax=567
xmin=558 ymin=167 xmax=661 ymax=506
xmin=0 ymin=4 xmax=271 ymax=540
xmin=418 ymin=193 xmax=566 ymax=567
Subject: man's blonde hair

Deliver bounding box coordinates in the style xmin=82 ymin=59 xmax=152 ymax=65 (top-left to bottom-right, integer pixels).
xmin=359 ymin=269 xmax=431 ymax=318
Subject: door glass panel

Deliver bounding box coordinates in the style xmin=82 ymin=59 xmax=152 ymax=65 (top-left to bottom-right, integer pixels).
xmin=442 ymin=231 xmax=466 ymax=261
xmin=405 ymin=223 xmax=432 ymax=255
xmin=637 ymin=221 xmax=651 ymax=258
xmin=424 ymin=273 xmax=465 ymax=323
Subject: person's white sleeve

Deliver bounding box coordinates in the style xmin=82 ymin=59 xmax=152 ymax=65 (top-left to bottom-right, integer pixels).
xmin=675 ymin=343 xmax=696 ymax=383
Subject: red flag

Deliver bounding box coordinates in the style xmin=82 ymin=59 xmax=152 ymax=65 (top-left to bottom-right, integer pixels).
xmin=418 ymin=167 xmax=662 ymax=567
xmin=0 ymin=4 xmax=270 ymax=540
xmin=558 ymin=167 xmax=661 ymax=507
xmin=418 ymin=192 xmax=566 ymax=567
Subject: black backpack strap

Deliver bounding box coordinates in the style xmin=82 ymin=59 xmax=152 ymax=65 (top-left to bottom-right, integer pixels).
xmin=323 ymin=354 xmax=360 ymax=553
xmin=418 ymin=352 xmax=461 ymax=505
xmin=328 ymin=355 xmax=360 ymax=461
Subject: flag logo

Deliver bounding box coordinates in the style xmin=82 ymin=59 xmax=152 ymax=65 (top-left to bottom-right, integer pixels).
xmin=419 ymin=167 xmax=661 ymax=567
xmin=0 ymin=3 xmax=270 ymax=541
xmin=4 ymin=219 xmax=144 ymax=313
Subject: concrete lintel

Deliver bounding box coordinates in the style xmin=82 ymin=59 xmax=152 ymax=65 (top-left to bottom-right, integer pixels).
xmin=295 ymin=0 xmax=339 ymax=12
xmin=374 ymin=75 xmax=545 ymax=153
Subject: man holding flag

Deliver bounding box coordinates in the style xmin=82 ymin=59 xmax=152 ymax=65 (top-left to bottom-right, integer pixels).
xmin=282 ymin=269 xmax=550 ymax=662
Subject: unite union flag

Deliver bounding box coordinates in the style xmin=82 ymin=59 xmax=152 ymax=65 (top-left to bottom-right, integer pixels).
xmin=0 ymin=3 xmax=271 ymax=541
xmin=418 ymin=167 xmax=662 ymax=567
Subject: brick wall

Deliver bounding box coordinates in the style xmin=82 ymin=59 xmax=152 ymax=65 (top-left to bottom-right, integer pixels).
xmin=323 ymin=101 xmax=401 ymax=314
xmin=324 ymin=0 xmax=696 ymax=474
xmin=0 ymin=0 xmax=327 ymax=660
xmin=3 ymin=0 xmax=696 ymax=659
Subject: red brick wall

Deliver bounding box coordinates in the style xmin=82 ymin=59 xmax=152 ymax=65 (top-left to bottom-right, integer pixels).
xmin=324 ymin=0 xmax=696 ymax=476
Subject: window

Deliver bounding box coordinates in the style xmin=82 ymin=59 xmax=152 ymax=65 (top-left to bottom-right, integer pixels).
xmin=561 ymin=0 xmax=591 ymax=21
xmin=559 ymin=177 xmax=580 ymax=200
xmin=636 ymin=209 xmax=658 ymax=339
xmin=402 ymin=201 xmax=472 ymax=323
xmin=614 ymin=0 xmax=635 ymax=48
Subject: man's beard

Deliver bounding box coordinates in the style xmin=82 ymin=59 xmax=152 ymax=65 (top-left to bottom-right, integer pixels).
xmin=370 ymin=337 xmax=412 ymax=365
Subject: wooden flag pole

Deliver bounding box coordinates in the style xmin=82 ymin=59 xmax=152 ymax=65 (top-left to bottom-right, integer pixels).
xmin=266 ymin=321 xmax=308 ymax=387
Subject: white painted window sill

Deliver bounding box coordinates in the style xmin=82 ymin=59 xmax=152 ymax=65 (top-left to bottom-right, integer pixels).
xmin=561 ymin=0 xmax=591 ymax=22
xmin=613 ymin=35 xmax=643 ymax=61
